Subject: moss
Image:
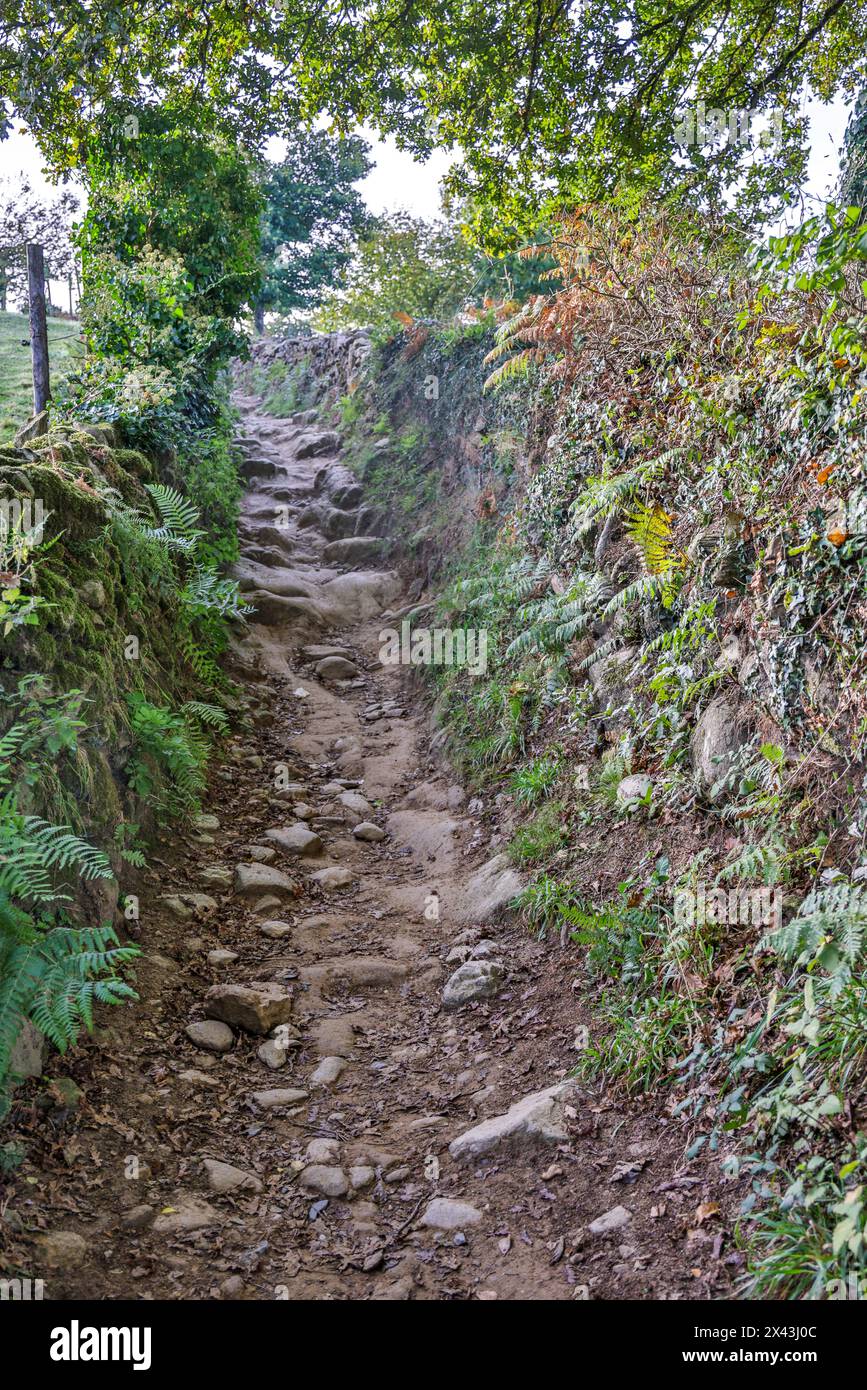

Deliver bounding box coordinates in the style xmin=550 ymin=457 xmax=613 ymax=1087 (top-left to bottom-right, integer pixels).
xmin=111 ymin=448 xmax=154 ymax=482
xmin=78 ymin=745 xmax=125 ymax=837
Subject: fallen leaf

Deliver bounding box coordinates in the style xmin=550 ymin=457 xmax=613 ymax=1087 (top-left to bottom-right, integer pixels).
xmin=694 ymin=1201 xmax=720 ymax=1224
xmin=611 ymin=1158 xmax=649 ymax=1184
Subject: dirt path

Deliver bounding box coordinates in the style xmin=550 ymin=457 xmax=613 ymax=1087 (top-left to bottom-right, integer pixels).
xmin=2 ymin=396 xmax=741 ymax=1302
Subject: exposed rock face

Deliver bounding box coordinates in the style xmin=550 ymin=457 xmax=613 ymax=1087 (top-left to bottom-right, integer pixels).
xmin=204 ymin=982 xmax=294 ymax=1035
xmin=457 ymin=853 xmax=524 ymax=925
xmin=448 ymin=1082 xmax=578 ymax=1161
xmin=690 ymin=696 xmax=751 ymax=798
xmin=322 ymin=536 xmax=385 ymax=566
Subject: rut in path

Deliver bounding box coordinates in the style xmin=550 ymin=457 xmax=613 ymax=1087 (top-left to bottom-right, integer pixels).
xmin=6 ymin=392 xmax=739 ymax=1301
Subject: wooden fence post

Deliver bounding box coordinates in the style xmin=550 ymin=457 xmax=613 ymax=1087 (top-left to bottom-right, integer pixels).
xmin=26 ymin=242 xmax=50 ymax=416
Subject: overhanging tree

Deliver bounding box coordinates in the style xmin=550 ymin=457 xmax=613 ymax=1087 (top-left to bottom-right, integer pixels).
xmin=2 ymin=1 xmax=866 ymax=238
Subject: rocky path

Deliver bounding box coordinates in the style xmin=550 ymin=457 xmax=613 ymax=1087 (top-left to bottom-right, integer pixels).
xmin=4 ymin=396 xmax=740 ymax=1301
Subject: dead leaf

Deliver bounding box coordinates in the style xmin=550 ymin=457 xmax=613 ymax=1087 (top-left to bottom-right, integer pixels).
xmin=694 ymin=1201 xmax=720 ymax=1224
xmin=611 ymin=1157 xmax=649 ymax=1184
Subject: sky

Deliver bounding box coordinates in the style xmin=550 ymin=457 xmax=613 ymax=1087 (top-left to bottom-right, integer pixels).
xmin=0 ymin=95 xmax=853 ymax=308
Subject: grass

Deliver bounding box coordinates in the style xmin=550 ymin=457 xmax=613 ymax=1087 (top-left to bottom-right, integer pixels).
xmin=576 ymin=987 xmax=699 ymax=1092
xmin=0 ymin=311 xmax=83 ymax=440
xmin=508 ymin=800 xmax=568 ymax=865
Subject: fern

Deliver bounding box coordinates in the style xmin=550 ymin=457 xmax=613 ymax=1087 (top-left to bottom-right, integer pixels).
xmin=182 ymin=701 xmax=229 ymax=733
xmin=180 ymin=566 xmax=254 ymax=621
xmin=578 ymin=635 xmax=627 ymax=674
xmin=625 ymin=501 xmax=680 ymax=575
xmin=717 ymin=837 xmax=786 ymax=886
xmin=482 ymin=297 xmax=547 ymax=393
xmin=762 ymin=882 xmax=867 ymax=997
xmin=27 ymin=926 xmax=139 ymax=1049
xmin=0 ymin=792 xmax=113 ymax=905
xmin=573 ymin=451 xmax=675 ymax=534
xmin=601 ymin=573 xmax=667 ymax=618
xmin=126 ymin=695 xmax=227 ymax=816
xmin=143 ymin=484 xmax=205 ymax=551
xmin=483 ymin=346 xmax=543 ymax=393
xmin=179 ymin=629 xmax=224 ymax=689
xmin=0 ymin=797 xmax=137 ymax=1117
xmin=506 ymin=589 xmax=590 ymax=659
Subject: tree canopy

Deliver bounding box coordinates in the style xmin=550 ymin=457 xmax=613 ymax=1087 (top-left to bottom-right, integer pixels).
xmin=3 ymin=1 xmax=866 ymax=240
xmin=314 ymin=211 xmax=479 ymax=337
xmin=257 ymin=131 xmax=371 ymax=330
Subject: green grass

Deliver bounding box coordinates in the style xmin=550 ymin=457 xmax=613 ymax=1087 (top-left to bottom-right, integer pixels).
xmin=0 ymin=311 xmax=83 ymax=439
xmin=508 ymin=800 xmax=568 ymax=865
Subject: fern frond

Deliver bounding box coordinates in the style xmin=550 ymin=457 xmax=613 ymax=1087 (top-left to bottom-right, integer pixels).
xmin=483 ymin=347 xmax=543 ymax=393
xmin=625 ymin=501 xmax=678 ymax=575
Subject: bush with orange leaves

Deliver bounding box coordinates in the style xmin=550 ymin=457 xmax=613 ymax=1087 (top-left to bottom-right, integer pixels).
xmin=484 ymin=204 xmax=755 ymax=394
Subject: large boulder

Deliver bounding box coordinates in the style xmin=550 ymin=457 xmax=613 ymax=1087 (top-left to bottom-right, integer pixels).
xmin=690 ymin=696 xmax=751 ymax=798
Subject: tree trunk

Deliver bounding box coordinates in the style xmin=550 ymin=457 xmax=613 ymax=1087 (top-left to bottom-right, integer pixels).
xmin=254 ymin=298 xmax=265 ymax=335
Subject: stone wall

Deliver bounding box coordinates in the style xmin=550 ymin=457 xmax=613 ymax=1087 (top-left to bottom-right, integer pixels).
xmin=249 ymin=330 xmax=373 ymax=406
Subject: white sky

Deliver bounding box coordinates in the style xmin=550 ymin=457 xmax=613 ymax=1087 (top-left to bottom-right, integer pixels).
xmin=0 ymin=94 xmax=853 ymax=305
